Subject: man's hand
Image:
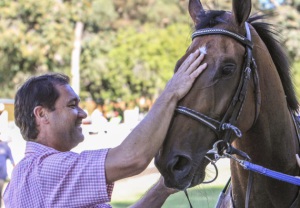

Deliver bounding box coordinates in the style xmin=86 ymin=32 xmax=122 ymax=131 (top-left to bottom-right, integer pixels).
xmin=156 ymin=176 xmax=178 ymax=195
xmin=164 ymin=49 xmax=207 ymax=101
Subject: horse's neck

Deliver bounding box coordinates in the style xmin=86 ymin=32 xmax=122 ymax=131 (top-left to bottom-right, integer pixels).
xmin=238 ymin=105 xmax=298 ymax=168
xmin=230 ymin=46 xmax=300 ymax=207
xmin=238 ymin=33 xmax=299 ymax=163
xmin=230 ymin=108 xmax=299 ymax=207
xmin=242 ymin=46 xmax=299 ymax=166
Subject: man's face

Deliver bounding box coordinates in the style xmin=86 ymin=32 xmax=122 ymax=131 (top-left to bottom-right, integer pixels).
xmin=47 ymin=84 xmax=87 ymax=151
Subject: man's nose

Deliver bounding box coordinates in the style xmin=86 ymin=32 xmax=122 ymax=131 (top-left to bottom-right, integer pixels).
xmin=79 ymin=108 xmax=88 ymax=118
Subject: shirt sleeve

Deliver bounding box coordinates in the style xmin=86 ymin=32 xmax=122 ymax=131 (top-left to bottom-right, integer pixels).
xmin=37 ymin=148 xmax=114 ymax=207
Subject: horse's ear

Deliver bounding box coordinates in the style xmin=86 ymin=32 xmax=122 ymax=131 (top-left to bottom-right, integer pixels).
xmin=189 ymin=0 xmax=204 ymax=25
xmin=232 ymin=0 xmax=252 ymax=26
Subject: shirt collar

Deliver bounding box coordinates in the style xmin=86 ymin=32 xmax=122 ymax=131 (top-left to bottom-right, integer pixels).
xmin=25 ymin=141 xmax=59 ymax=155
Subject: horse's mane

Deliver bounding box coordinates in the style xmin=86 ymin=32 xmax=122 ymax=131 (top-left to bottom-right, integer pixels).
xmin=194 ymin=11 xmax=299 ymax=111
xmin=249 ymin=14 xmax=299 ymax=111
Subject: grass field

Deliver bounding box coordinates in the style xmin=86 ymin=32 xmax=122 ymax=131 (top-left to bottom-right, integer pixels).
xmin=111 ymin=185 xmax=224 ymax=208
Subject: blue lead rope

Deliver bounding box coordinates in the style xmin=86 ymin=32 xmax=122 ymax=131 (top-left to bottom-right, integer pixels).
xmin=242 ymin=161 xmax=300 ymax=186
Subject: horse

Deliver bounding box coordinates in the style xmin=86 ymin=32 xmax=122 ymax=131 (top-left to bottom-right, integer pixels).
xmin=154 ymin=0 xmax=300 ymax=207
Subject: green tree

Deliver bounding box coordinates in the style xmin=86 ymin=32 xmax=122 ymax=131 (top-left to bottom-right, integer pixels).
xmin=0 ymin=0 xmax=299 ymax=105
xmin=81 ymin=23 xmax=191 ymax=105
xmin=0 ymin=0 xmax=74 ymax=97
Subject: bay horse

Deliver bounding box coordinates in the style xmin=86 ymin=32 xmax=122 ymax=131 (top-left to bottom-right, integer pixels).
xmin=154 ymin=0 xmax=300 ymax=207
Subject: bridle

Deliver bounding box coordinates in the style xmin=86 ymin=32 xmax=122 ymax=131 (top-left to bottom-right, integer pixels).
xmin=175 ymin=22 xmax=260 ymax=144
xmin=175 ymin=23 xmax=261 ymax=208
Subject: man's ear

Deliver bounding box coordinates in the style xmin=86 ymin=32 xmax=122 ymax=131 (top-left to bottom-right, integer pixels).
xmin=33 ymin=106 xmax=49 ymax=124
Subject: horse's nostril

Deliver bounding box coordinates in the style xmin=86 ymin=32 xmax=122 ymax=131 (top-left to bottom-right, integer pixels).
xmin=168 ymin=155 xmax=192 ymax=180
xmin=173 ymin=156 xmax=189 ymax=172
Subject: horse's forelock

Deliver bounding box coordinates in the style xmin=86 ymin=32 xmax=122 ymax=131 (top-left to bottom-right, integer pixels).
xmin=195 ymin=10 xmax=227 ymax=30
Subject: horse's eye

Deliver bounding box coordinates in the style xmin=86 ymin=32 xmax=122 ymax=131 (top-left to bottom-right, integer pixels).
xmin=221 ymin=64 xmax=236 ymax=76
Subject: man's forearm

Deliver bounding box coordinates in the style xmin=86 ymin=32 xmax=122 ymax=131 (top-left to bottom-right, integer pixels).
xmin=122 ymin=91 xmax=177 ymax=162
xmin=106 ymin=92 xmax=178 ymax=181
xmin=130 ymin=177 xmax=177 ymax=208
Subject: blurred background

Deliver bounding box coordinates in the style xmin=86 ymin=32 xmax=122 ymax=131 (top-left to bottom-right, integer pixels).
xmin=0 ymin=0 xmax=299 ymax=207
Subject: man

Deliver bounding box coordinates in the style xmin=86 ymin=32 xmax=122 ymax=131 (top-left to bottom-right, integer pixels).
xmin=0 ymin=136 xmax=15 ymax=208
xmin=4 ymin=50 xmax=207 ymax=207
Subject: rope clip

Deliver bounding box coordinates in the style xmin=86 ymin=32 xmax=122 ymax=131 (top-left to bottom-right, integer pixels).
xmin=206 ymin=140 xmax=230 ymax=161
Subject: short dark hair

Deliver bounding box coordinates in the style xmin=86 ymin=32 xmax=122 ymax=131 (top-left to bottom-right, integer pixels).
xmin=14 ymin=73 xmax=70 ymax=141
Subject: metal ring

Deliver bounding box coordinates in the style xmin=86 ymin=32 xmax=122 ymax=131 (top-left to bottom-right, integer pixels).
xmin=202 ymin=156 xmax=219 ymax=184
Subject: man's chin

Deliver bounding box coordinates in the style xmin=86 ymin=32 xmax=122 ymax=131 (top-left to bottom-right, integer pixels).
xmin=78 ymin=135 xmax=85 ymax=143
xmin=70 ymin=136 xmax=84 ymax=150
xmin=73 ymin=133 xmax=85 ymax=143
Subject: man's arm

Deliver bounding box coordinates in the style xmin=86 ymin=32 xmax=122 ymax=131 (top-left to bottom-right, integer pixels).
xmin=106 ymin=50 xmax=207 ymax=183
xmin=130 ymin=177 xmax=178 ymax=208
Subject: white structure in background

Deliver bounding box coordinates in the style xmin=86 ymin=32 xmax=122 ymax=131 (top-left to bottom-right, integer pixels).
xmin=123 ymin=107 xmax=139 ymax=130
xmin=90 ymin=109 xmax=108 ymax=134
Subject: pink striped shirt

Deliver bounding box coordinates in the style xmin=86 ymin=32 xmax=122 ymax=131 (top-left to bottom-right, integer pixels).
xmin=4 ymin=142 xmax=114 ymax=208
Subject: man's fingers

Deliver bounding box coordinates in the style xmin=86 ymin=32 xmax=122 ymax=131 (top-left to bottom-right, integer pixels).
xmin=186 ymin=53 xmax=205 ymax=75
xmin=164 ymin=49 xmax=208 ymax=101
xmin=190 ymin=63 xmax=207 ymax=79
xmin=177 ymin=50 xmax=200 ymax=73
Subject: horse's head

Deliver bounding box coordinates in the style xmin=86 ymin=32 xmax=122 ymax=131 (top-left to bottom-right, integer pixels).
xmin=155 ymin=0 xmax=258 ymax=190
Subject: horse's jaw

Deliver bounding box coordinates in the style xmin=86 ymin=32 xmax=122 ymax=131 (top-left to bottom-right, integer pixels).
xmin=161 ymin=167 xmax=206 ymax=190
